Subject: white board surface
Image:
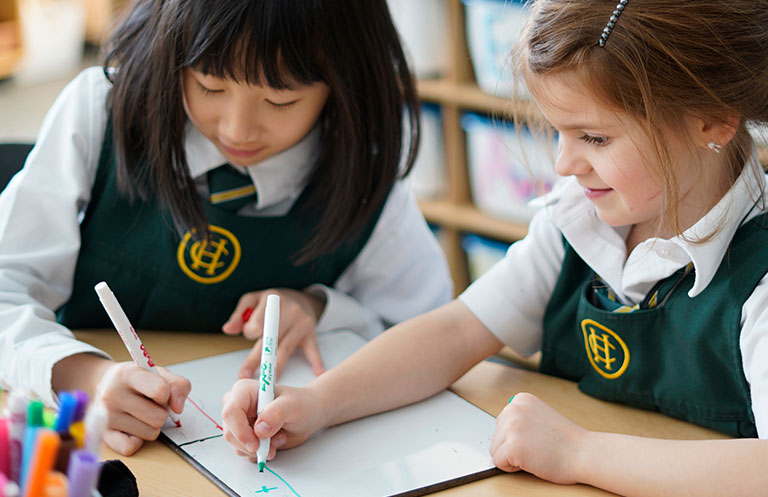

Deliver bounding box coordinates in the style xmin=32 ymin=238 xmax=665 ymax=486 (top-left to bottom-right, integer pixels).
xmin=161 ymin=330 xmax=498 ymax=497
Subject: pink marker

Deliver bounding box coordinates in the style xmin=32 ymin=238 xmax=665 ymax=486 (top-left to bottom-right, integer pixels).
xmin=94 ymin=281 xmax=182 ymax=428
xmin=5 ymin=392 xmax=26 ymax=484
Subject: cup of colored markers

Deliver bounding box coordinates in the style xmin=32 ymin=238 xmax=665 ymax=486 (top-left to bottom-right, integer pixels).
xmin=0 ymin=389 xmax=105 ymax=497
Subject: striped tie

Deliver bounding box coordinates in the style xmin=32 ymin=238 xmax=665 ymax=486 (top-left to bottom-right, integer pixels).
xmin=207 ymin=164 xmax=257 ymax=211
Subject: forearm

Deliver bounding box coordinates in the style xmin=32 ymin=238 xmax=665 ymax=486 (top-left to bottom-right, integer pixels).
xmin=309 ymin=300 xmax=503 ymax=427
xmin=575 ymin=432 xmax=768 ymax=496
xmin=52 ymin=353 xmax=114 ymax=400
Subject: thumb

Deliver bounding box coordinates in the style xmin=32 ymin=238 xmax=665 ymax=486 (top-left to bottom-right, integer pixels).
xmin=253 ymin=392 xmax=303 ymax=439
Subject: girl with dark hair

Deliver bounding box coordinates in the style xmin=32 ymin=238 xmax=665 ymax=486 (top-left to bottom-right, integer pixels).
xmin=222 ymin=1 xmax=768 ymax=494
xmin=0 ymin=0 xmax=451 ymax=455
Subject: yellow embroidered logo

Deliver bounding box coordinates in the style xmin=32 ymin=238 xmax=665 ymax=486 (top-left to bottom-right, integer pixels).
xmin=581 ymin=319 xmax=630 ymax=379
xmin=177 ymin=225 xmax=241 ymax=284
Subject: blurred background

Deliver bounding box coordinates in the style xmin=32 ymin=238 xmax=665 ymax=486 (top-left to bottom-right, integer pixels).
xmin=0 ymin=0 xmax=545 ymax=367
xmin=0 ymin=0 xmax=548 ymax=307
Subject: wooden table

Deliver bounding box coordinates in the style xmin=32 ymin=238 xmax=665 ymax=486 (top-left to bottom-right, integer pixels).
xmin=72 ymin=330 xmax=728 ymax=497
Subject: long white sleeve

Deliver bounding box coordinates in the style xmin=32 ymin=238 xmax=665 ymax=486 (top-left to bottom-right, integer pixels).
xmin=307 ymin=182 xmax=452 ymax=340
xmin=0 ymin=68 xmax=112 ymax=406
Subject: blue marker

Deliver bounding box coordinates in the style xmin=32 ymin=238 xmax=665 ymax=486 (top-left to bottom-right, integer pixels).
xmin=53 ymin=392 xmax=77 ymax=434
xmin=20 ymin=400 xmax=43 ymax=489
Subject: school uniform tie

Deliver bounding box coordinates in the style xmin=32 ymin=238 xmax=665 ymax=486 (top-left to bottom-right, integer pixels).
xmin=207 ymin=163 xmax=257 ymax=211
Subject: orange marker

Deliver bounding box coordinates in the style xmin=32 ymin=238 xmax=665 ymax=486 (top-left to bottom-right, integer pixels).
xmin=42 ymin=472 xmax=68 ymax=497
xmin=23 ymin=429 xmax=60 ymax=497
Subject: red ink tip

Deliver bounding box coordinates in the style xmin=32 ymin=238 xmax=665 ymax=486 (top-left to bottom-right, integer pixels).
xmin=175 ymin=420 xmax=182 ymax=428
xmin=242 ymin=307 xmax=254 ymax=322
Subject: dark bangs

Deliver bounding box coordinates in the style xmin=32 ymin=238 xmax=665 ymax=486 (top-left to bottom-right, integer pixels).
xmin=177 ymin=0 xmax=324 ymax=88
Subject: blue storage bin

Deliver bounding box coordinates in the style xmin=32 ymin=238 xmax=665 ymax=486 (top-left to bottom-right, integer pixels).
xmin=462 ymin=0 xmax=529 ymax=97
xmin=408 ymin=103 xmax=446 ymax=200
xmin=461 ymin=112 xmax=558 ymax=223
xmin=462 ymin=234 xmax=510 ymax=281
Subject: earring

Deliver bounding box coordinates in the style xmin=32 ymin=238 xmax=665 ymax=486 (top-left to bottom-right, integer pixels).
xmin=707 ymin=141 xmax=722 ymax=154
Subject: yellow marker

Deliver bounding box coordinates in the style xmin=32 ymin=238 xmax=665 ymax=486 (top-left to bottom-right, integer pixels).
xmin=69 ymin=421 xmax=86 ymax=448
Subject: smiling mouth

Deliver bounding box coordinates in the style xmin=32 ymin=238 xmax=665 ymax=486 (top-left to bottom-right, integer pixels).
xmin=583 ymin=187 xmax=613 ymax=199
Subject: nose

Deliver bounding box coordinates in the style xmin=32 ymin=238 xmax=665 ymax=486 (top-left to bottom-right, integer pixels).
xmin=554 ymin=136 xmax=591 ymax=177
xmin=219 ymin=100 xmax=260 ymax=144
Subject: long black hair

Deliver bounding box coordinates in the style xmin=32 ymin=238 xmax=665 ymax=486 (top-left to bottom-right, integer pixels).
xmin=103 ymin=0 xmax=420 ymax=263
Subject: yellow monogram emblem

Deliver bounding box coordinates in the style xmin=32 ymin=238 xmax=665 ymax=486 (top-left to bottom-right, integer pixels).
xmin=581 ymin=319 xmax=630 ymax=379
xmin=177 ymin=225 xmax=241 ymax=284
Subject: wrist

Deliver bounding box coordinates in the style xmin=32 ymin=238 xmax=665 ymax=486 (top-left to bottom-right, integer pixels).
xmin=570 ymin=428 xmax=600 ymax=485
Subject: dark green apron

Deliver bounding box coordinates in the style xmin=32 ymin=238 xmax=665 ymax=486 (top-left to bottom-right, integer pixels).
xmin=541 ymin=214 xmax=768 ymax=437
xmin=56 ymin=124 xmax=384 ymax=332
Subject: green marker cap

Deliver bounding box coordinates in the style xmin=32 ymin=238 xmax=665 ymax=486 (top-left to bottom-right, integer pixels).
xmin=28 ymin=400 xmax=44 ymax=427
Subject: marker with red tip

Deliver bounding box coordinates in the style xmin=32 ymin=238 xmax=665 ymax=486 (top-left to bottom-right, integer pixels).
xmin=94 ymin=281 xmax=182 ymax=428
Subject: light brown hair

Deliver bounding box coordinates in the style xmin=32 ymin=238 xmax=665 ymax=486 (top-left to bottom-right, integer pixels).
xmin=512 ymin=0 xmax=768 ymax=236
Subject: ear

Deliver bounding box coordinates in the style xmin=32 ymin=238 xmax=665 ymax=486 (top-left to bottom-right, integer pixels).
xmin=693 ymin=114 xmax=740 ymax=151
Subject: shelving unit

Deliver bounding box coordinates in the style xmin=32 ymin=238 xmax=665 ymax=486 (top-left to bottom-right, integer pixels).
xmin=0 ymin=0 xmax=22 ymax=79
xmin=415 ymin=0 xmax=529 ymax=294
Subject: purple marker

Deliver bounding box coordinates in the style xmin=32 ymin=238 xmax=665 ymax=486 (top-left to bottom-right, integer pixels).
xmin=66 ymin=450 xmax=102 ymax=497
xmin=72 ymin=391 xmax=89 ymax=423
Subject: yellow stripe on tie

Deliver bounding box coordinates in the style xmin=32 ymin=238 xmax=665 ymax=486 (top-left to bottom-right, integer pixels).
xmin=210 ymin=184 xmax=257 ymax=204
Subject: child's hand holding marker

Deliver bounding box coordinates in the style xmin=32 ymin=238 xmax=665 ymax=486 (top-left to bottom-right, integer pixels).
xmin=222 ymin=294 xmax=327 ymax=468
xmin=92 ymin=282 xmax=191 ymax=456
xmin=221 ymin=288 xmax=326 ymax=379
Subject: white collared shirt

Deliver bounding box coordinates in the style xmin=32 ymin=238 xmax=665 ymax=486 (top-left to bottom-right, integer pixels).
xmin=0 ymin=67 xmax=452 ymax=406
xmin=461 ymin=155 xmax=768 ymax=438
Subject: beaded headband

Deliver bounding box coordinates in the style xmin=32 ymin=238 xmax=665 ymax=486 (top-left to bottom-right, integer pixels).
xmin=598 ymin=0 xmax=628 ymax=47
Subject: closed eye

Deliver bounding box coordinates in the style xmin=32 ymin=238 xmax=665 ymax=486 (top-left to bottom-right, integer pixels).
xmin=267 ymin=100 xmax=298 ymax=110
xmin=197 ymin=81 xmax=223 ymax=95
xmin=580 ymin=134 xmax=608 ymax=146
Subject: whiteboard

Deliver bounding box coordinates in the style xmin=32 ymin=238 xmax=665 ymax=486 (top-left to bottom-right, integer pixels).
xmin=161 ymin=330 xmax=499 ymax=497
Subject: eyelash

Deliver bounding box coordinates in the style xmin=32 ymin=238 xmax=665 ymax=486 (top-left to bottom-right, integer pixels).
xmin=196 ymin=80 xmax=297 ymax=109
xmin=197 ymin=83 xmax=222 ymax=96
xmin=580 ymin=134 xmax=608 ymax=146
xmin=268 ymin=101 xmax=296 ymax=111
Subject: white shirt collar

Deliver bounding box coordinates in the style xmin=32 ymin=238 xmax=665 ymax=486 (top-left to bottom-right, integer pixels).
xmin=540 ymin=151 xmax=767 ymax=302
xmin=184 ymin=124 xmax=320 ymax=209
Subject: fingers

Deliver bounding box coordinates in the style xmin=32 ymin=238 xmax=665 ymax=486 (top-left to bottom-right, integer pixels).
xmin=222 ymin=292 xmax=266 ymax=336
xmin=103 ymin=429 xmax=144 ymax=456
xmin=274 ymin=326 xmax=305 ymax=378
xmin=222 ymin=379 xmax=262 ymax=455
xmin=299 ymin=333 xmax=325 ymax=376
xmin=158 ymin=367 xmax=191 ymax=413
xmin=239 ymin=338 xmax=263 ymax=379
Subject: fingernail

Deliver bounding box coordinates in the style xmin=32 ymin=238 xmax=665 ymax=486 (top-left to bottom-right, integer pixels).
xmin=255 ymin=421 xmax=271 ymax=435
xmin=274 ymin=435 xmax=286 ymax=448
xmin=242 ymin=369 xmax=253 ymax=378
xmin=247 ymin=442 xmax=258 ymax=453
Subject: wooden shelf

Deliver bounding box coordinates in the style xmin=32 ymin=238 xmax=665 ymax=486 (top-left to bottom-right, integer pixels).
xmin=417 ymin=78 xmax=543 ymax=125
xmin=419 ymin=200 xmax=528 ymax=243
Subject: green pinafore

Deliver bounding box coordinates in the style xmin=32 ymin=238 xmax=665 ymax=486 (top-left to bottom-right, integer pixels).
xmin=56 ymin=124 xmax=384 ymax=332
xmin=540 ymin=214 xmax=768 ymax=437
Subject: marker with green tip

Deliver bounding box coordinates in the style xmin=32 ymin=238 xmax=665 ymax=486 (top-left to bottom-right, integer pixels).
xmin=256 ymin=294 xmax=280 ymax=472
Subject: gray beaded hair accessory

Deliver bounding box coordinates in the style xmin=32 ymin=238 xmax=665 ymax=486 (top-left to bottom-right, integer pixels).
xmin=598 ymin=0 xmax=628 ymax=47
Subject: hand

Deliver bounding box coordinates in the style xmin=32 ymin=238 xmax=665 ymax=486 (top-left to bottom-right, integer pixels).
xmin=221 ymin=379 xmax=327 ymax=461
xmin=221 ymin=288 xmax=326 ymax=379
xmin=489 ymin=392 xmax=586 ymax=484
xmin=95 ymin=362 xmax=191 ymax=455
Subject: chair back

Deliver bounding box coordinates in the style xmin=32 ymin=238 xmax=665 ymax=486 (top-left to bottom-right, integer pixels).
xmin=0 ymin=143 xmax=33 ymax=192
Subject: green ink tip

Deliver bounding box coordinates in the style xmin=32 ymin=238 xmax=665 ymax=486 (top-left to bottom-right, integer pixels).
xmin=258 ymin=462 xmax=265 ymax=472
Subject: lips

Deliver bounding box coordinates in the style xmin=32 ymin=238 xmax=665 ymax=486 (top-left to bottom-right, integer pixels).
xmin=583 ymin=187 xmax=613 ymax=200
xmin=220 ymin=143 xmax=264 ymax=158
